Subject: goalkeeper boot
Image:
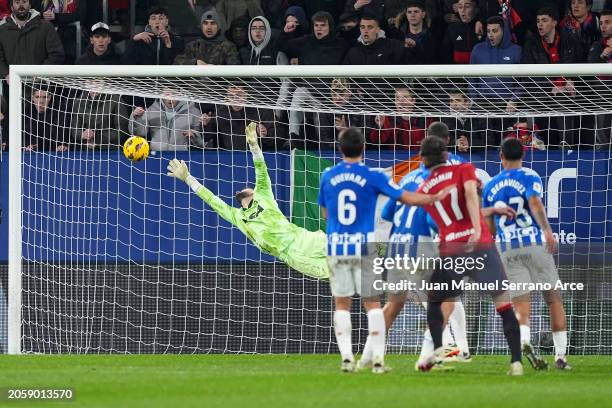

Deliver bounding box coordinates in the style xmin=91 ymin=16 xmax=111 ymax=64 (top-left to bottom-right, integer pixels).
xmin=555 ymin=358 xmax=572 ymax=371
xmin=522 ymin=343 xmax=549 ymax=370
xmin=507 ymin=361 xmax=524 ymax=376
xmin=341 ymin=359 xmax=355 ymax=373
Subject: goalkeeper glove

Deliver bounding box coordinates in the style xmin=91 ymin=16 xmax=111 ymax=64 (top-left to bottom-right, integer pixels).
xmin=246 ymin=122 xmax=263 ymax=158
xmin=167 ymin=158 xmax=200 ymax=191
xmin=167 ymin=158 xmax=190 ymax=182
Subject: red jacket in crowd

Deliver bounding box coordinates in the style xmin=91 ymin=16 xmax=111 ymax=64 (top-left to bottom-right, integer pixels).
xmin=369 ymin=116 xmax=434 ymax=150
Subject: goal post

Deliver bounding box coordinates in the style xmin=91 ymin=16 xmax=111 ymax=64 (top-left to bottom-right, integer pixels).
xmin=6 ymin=63 xmax=612 ymax=355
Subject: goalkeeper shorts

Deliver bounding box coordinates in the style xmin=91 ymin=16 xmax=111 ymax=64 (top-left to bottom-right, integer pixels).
xmin=281 ymin=230 xmax=329 ymax=280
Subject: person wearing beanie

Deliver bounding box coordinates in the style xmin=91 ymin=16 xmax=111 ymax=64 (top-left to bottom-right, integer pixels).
xmin=174 ymin=8 xmax=239 ymax=65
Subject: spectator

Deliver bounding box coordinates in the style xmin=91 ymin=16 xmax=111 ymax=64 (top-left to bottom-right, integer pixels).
xmin=588 ymin=9 xmax=612 ymax=62
xmin=469 ymin=17 xmax=522 ymax=110
xmin=174 ymin=9 xmax=239 ymax=65
xmin=476 ymin=0 xmax=528 ymax=44
xmin=308 ymin=78 xmax=365 ymax=150
xmin=390 ymin=0 xmax=440 ymax=64
xmin=70 ymin=87 xmax=128 ymax=150
xmin=0 ymin=0 xmax=10 ymax=20
xmin=587 ymin=9 xmax=612 ymax=147
xmin=442 ymin=0 xmax=482 ymax=64
xmin=368 ymin=87 xmax=433 ymax=150
xmin=123 ymin=7 xmax=185 ymax=66
xmin=343 ymin=14 xmax=408 ymax=64
xmin=204 ymin=85 xmax=286 ymax=150
xmin=441 ymin=86 xmax=487 ymax=151
xmin=22 ymin=85 xmax=69 ymax=151
xmin=130 ymin=94 xmax=205 ymax=151
xmin=523 ymin=7 xmax=585 ymax=63
xmin=36 ymin=0 xmax=82 ymax=63
xmin=337 ymin=12 xmax=361 ymax=46
xmin=75 ymin=22 xmax=122 ymax=65
xmin=277 ymin=6 xmax=309 ymax=44
xmin=282 ymin=11 xmax=350 ymax=138
xmin=522 ymin=7 xmax=585 ymax=147
xmin=227 ymin=15 xmax=250 ymax=49
xmin=503 ymin=117 xmax=547 ymax=150
xmin=561 ymin=0 xmax=602 ymax=57
xmin=215 ymin=0 xmax=264 ymax=30
xmin=0 ymin=0 xmax=64 ymax=80
xmin=240 ymin=16 xmax=281 ymax=65
xmin=343 ymin=0 xmax=384 ymax=22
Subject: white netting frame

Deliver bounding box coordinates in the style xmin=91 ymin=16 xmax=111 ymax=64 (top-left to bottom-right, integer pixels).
xmin=6 ymin=64 xmax=612 ymax=355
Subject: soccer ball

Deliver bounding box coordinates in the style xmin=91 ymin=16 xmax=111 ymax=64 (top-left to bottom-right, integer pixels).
xmin=123 ymin=136 xmax=149 ymax=162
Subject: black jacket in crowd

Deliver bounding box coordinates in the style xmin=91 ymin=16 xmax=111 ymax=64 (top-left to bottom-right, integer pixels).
xmin=123 ymin=30 xmax=185 ymax=65
xmin=442 ymin=18 xmax=481 ymax=64
xmin=343 ymin=37 xmax=407 ymax=65
xmin=75 ymin=45 xmax=122 ymax=65
xmin=22 ymin=101 xmax=70 ymax=151
xmin=521 ymin=30 xmax=584 ymax=64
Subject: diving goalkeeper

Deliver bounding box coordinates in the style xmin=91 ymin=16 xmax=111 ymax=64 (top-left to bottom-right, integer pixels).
xmin=166 ymin=122 xmax=329 ymax=280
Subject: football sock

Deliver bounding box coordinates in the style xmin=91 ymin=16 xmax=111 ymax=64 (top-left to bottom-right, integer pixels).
xmin=334 ymin=310 xmax=353 ymax=361
xmin=520 ymin=325 xmax=531 ymax=346
xmin=498 ymin=304 xmax=522 ymax=363
xmin=427 ymin=301 xmax=444 ymax=350
xmin=553 ymin=331 xmax=568 ymax=360
xmin=368 ymin=308 xmax=386 ymax=365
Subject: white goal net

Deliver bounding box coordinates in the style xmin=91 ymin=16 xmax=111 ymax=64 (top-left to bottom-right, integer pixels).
xmin=4 ymin=65 xmax=612 ymax=355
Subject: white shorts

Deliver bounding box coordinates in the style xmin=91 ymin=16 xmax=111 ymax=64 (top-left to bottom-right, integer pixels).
xmin=501 ymin=245 xmax=560 ymax=298
xmin=327 ymin=254 xmax=381 ymax=298
xmin=386 ymin=240 xmax=438 ymax=297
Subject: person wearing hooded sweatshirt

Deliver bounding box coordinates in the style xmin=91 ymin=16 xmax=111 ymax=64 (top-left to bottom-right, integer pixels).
xmin=0 ymin=0 xmax=64 ymax=79
xmin=239 ymin=16 xmax=281 ymax=65
xmin=276 ymin=5 xmax=309 ymax=47
xmin=75 ymin=22 xmax=122 ymax=65
xmin=130 ymin=96 xmax=205 ymax=152
xmin=123 ymin=7 xmax=185 ymax=66
xmin=469 ymin=17 xmax=522 ymax=107
xmin=174 ymin=8 xmax=239 ymax=65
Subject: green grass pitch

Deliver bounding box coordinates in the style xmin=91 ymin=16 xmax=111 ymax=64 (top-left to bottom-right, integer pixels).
xmin=1 ymin=355 xmax=611 ymax=407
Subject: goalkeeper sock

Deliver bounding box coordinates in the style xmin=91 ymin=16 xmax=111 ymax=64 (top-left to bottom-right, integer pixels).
xmin=333 ymin=310 xmax=353 ymax=361
xmin=367 ymin=308 xmax=386 ymax=365
xmin=497 ymin=304 xmax=522 ymax=363
xmin=553 ymin=331 xmax=567 ymax=360
xmin=427 ymin=301 xmax=444 ymax=349
xmin=520 ymin=325 xmax=531 ymax=346
xmin=419 ymin=329 xmax=434 ymax=360
xmin=449 ymin=300 xmax=469 ymax=354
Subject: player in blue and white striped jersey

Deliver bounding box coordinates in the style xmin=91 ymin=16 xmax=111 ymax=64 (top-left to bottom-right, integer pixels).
xmin=369 ymin=122 xmax=471 ymax=370
xmin=483 ymin=138 xmax=570 ymax=371
xmin=318 ymin=128 xmax=451 ymax=374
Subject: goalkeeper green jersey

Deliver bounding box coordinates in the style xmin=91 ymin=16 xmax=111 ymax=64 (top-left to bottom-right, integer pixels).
xmin=194 ymin=156 xmax=329 ymax=280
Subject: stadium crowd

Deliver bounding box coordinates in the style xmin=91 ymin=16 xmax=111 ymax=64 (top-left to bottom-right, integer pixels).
xmin=0 ymin=0 xmax=611 ymax=152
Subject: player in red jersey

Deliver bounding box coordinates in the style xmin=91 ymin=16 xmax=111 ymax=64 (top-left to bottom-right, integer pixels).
xmin=416 ymin=136 xmax=524 ymax=375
